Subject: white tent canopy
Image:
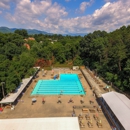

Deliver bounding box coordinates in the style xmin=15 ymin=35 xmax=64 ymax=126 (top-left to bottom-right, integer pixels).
xmin=102 ymin=91 xmax=130 ymax=130
xmin=0 ymin=117 xmax=80 ymax=130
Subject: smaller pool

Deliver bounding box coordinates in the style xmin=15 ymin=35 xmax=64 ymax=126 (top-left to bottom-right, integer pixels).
xmin=31 ymin=74 xmax=85 ymax=95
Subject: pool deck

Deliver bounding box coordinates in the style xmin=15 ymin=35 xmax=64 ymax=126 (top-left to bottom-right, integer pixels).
xmin=0 ymin=69 xmax=111 ymax=130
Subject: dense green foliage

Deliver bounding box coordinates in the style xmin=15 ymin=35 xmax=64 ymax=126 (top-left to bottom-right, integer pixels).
xmin=0 ymin=30 xmax=82 ymax=99
xmin=0 ymin=26 xmax=130 ymax=100
xmin=79 ymin=26 xmax=130 ymax=91
xmin=0 ymin=32 xmax=36 ymax=98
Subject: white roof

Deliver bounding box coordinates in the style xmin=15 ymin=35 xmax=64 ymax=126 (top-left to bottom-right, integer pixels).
xmin=102 ymin=91 xmax=130 ymax=130
xmin=0 ymin=117 xmax=80 ymax=130
xmin=0 ymin=77 xmax=33 ymax=104
xmin=0 ymin=67 xmax=40 ymax=104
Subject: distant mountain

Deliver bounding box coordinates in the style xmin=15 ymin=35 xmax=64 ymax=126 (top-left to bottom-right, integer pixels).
xmin=65 ymin=33 xmax=87 ymax=37
xmin=26 ymin=29 xmax=49 ymax=35
xmin=0 ymin=27 xmax=51 ymax=35
xmin=0 ymin=26 xmax=87 ymax=36
xmin=0 ymin=27 xmax=13 ymax=33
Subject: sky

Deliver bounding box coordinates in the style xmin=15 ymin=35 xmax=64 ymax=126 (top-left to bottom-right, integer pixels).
xmin=0 ymin=0 xmax=130 ymax=34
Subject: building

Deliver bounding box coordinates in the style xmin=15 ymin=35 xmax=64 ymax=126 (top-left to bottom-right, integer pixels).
xmin=101 ymin=91 xmax=130 ymax=130
xmin=0 ymin=117 xmax=80 ymax=130
xmin=0 ymin=67 xmax=40 ymax=108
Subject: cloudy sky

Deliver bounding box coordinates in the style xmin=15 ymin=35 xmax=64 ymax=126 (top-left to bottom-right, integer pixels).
xmin=0 ymin=0 xmax=130 ymax=34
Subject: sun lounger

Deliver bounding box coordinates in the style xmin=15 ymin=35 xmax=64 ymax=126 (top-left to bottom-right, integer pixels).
xmin=95 ymin=79 xmax=100 ymax=84
xmin=11 ymin=105 xmax=15 ymax=110
xmin=78 ymin=115 xmax=83 ymax=120
xmin=57 ymin=97 xmax=61 ymax=104
xmin=90 ymin=99 xmax=94 ymax=104
xmin=42 ymin=98 xmax=45 ymax=104
xmin=80 ymin=99 xmax=84 ymax=104
xmin=88 ymin=120 xmax=93 ymax=128
xmin=68 ymin=98 xmax=74 ymax=103
xmin=44 ymin=70 xmax=47 ymax=74
xmin=5 ymin=105 xmax=11 ymax=109
xmin=93 ymin=114 xmax=99 ymax=120
xmin=97 ymin=106 xmax=102 ymax=112
xmin=93 ymin=105 xmax=97 ymax=108
xmin=79 ymin=120 xmax=85 ymax=128
xmin=97 ymin=120 xmax=103 ymax=128
xmin=99 ymin=85 xmax=103 ymax=87
xmin=85 ymin=113 xmax=90 ymax=120
xmin=34 ymin=79 xmax=37 ymax=82
xmin=84 ymin=88 xmax=87 ymax=92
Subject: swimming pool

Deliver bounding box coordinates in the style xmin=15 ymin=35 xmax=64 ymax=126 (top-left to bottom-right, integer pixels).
xmin=31 ymin=74 xmax=85 ymax=95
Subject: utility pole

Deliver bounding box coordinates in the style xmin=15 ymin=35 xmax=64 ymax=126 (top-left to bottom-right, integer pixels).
xmin=1 ymin=82 xmax=5 ymax=99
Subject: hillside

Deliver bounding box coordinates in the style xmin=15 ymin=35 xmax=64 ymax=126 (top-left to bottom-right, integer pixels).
xmin=0 ymin=27 xmax=13 ymax=33
xmin=0 ymin=27 xmax=51 ymax=35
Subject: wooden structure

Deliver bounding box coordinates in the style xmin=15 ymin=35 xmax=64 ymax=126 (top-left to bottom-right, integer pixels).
xmin=82 ymin=108 xmax=89 ymax=113
xmin=89 ymin=108 xmax=96 ymax=113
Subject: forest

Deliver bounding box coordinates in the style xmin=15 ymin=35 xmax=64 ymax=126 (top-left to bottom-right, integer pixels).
xmin=0 ymin=25 xmax=130 ymax=99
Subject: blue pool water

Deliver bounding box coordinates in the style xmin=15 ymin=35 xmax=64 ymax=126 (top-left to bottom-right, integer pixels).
xmin=31 ymin=74 xmax=85 ymax=95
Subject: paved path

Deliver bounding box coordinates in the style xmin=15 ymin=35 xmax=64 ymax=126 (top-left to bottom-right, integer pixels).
xmin=81 ymin=69 xmax=102 ymax=93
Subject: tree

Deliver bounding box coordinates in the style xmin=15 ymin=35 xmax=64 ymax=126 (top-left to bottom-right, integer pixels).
xmin=52 ymin=43 xmax=66 ymax=63
xmin=14 ymin=29 xmax=28 ymax=38
xmin=4 ymin=42 xmax=21 ymax=60
xmin=73 ymin=55 xmax=83 ymax=66
xmin=109 ymin=36 xmax=126 ymax=71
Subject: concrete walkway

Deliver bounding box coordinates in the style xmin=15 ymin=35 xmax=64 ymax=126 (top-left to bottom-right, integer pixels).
xmin=81 ymin=68 xmax=102 ymax=93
